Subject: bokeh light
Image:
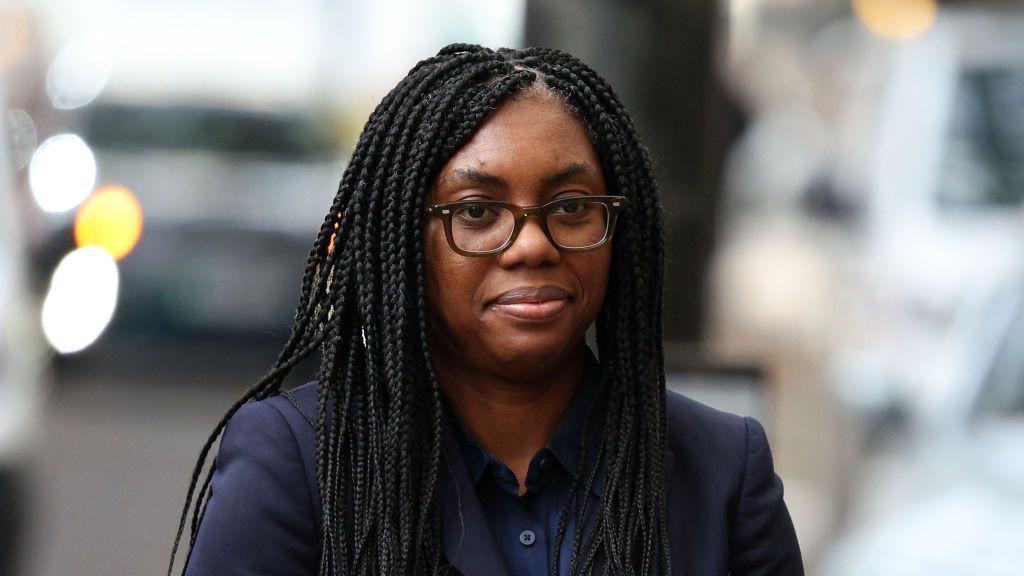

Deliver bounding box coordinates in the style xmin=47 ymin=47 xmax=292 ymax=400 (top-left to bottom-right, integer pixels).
xmin=45 ymin=35 xmax=113 ymax=110
xmin=28 ymin=133 xmax=97 ymax=213
xmin=41 ymin=246 xmax=120 ymax=354
xmin=5 ymin=108 xmax=37 ymax=169
xmin=74 ymin=185 xmax=144 ymax=261
xmin=853 ymin=0 xmax=938 ymax=42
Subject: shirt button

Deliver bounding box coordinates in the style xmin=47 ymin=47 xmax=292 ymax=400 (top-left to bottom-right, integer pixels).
xmin=519 ymin=529 xmax=536 ymax=546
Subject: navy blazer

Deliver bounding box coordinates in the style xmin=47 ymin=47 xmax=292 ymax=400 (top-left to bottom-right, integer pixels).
xmin=184 ymin=379 xmax=804 ymax=575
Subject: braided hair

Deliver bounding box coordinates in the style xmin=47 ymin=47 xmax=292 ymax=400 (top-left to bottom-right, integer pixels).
xmin=168 ymin=43 xmax=669 ymax=576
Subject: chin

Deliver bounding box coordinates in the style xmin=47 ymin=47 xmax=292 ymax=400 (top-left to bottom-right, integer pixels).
xmin=482 ymin=332 xmax=577 ymax=373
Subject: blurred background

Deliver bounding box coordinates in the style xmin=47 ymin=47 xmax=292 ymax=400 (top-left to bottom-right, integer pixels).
xmin=1 ymin=0 xmax=1023 ymax=574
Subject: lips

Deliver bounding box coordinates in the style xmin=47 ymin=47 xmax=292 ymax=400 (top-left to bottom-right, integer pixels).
xmin=491 ymin=285 xmax=571 ymax=305
xmin=488 ymin=285 xmax=574 ymax=321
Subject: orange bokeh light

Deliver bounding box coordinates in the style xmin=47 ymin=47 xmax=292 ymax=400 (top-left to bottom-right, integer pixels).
xmin=74 ymin=184 xmax=144 ymax=261
xmin=853 ymin=0 xmax=937 ymax=42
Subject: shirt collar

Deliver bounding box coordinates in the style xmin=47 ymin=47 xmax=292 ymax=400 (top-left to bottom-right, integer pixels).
xmin=442 ymin=346 xmax=607 ymax=497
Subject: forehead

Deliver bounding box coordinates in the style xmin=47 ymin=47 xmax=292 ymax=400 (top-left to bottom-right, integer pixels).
xmin=432 ymin=93 xmax=603 ymax=194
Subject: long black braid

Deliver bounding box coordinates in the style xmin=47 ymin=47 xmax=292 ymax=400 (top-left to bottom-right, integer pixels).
xmin=168 ymin=43 xmax=669 ymax=576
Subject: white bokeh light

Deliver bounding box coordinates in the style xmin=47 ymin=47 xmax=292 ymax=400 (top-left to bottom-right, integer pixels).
xmin=41 ymin=246 xmax=119 ymax=354
xmin=46 ymin=35 xmax=113 ymax=110
xmin=6 ymin=108 xmax=37 ymax=170
xmin=28 ymin=133 xmax=97 ymax=213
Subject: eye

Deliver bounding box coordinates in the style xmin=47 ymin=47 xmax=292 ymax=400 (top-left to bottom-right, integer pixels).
xmin=552 ymin=199 xmax=586 ymax=215
xmin=453 ymin=204 xmax=502 ymax=224
xmin=466 ymin=206 xmax=489 ymax=219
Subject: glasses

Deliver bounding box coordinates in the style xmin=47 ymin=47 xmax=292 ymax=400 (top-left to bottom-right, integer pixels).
xmin=424 ymin=195 xmax=626 ymax=257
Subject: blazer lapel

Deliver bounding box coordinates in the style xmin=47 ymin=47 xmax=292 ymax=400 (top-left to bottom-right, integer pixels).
xmin=439 ymin=416 xmax=513 ymax=576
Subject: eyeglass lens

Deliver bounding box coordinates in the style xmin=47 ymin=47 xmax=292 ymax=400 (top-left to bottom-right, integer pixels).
xmin=449 ymin=199 xmax=610 ymax=253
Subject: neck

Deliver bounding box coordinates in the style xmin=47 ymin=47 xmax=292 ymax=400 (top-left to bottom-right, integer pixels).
xmin=431 ymin=343 xmax=587 ymax=494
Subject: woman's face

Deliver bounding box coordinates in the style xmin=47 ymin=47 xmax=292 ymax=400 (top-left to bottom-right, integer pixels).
xmin=424 ymin=92 xmax=612 ymax=378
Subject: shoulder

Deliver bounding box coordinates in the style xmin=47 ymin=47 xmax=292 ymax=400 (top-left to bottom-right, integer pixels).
xmin=664 ymin=388 xmax=751 ymax=469
xmin=220 ymin=395 xmax=300 ymax=454
xmin=271 ymin=381 xmax=758 ymax=466
xmin=272 ymin=381 xmax=758 ymax=460
xmin=214 ymin=391 xmax=315 ymax=493
xmin=662 ymin=388 xmax=770 ymax=511
xmin=185 ymin=386 xmax=322 ymax=575
xmin=663 ymin=389 xmax=804 ymax=574
xmin=265 ymin=379 xmax=321 ymax=429
xmin=218 ymin=383 xmax=318 ymax=463
xmin=219 ymin=381 xmax=322 ymax=513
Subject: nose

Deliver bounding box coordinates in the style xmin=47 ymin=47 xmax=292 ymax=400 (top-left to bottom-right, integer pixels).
xmin=496 ymin=215 xmax=560 ymax=268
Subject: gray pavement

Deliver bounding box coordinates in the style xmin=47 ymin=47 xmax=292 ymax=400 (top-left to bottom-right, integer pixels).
xmin=21 ymin=341 xmax=310 ymax=576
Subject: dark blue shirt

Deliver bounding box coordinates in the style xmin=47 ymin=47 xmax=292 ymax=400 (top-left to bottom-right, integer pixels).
xmin=442 ymin=347 xmax=608 ymax=576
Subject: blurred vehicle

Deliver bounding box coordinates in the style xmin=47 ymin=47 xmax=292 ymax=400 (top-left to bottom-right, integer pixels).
xmin=26 ymin=100 xmax=344 ymax=348
xmin=820 ymin=270 xmax=1024 ymax=575
xmin=825 ymin=2 xmax=1024 ymax=449
xmin=854 ymin=6 xmax=1024 ymax=366
xmin=715 ymin=4 xmax=1024 ymax=560
xmin=823 ymin=13 xmax=1024 ymax=573
xmin=819 ymin=2 xmax=1024 ymax=444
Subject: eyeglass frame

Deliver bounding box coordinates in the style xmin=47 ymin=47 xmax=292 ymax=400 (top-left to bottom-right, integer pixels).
xmin=423 ymin=194 xmax=627 ymax=257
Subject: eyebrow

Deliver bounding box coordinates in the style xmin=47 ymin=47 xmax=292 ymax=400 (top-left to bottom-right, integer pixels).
xmin=441 ymin=162 xmax=598 ymax=191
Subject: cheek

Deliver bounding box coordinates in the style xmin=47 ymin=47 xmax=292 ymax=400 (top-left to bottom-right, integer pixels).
xmin=423 ymin=224 xmax=485 ymax=327
xmin=423 ymin=225 xmax=450 ymax=306
xmin=580 ymin=250 xmax=612 ymax=310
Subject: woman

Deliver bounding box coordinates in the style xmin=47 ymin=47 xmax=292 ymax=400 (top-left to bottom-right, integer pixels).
xmin=169 ymin=44 xmax=803 ymax=576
